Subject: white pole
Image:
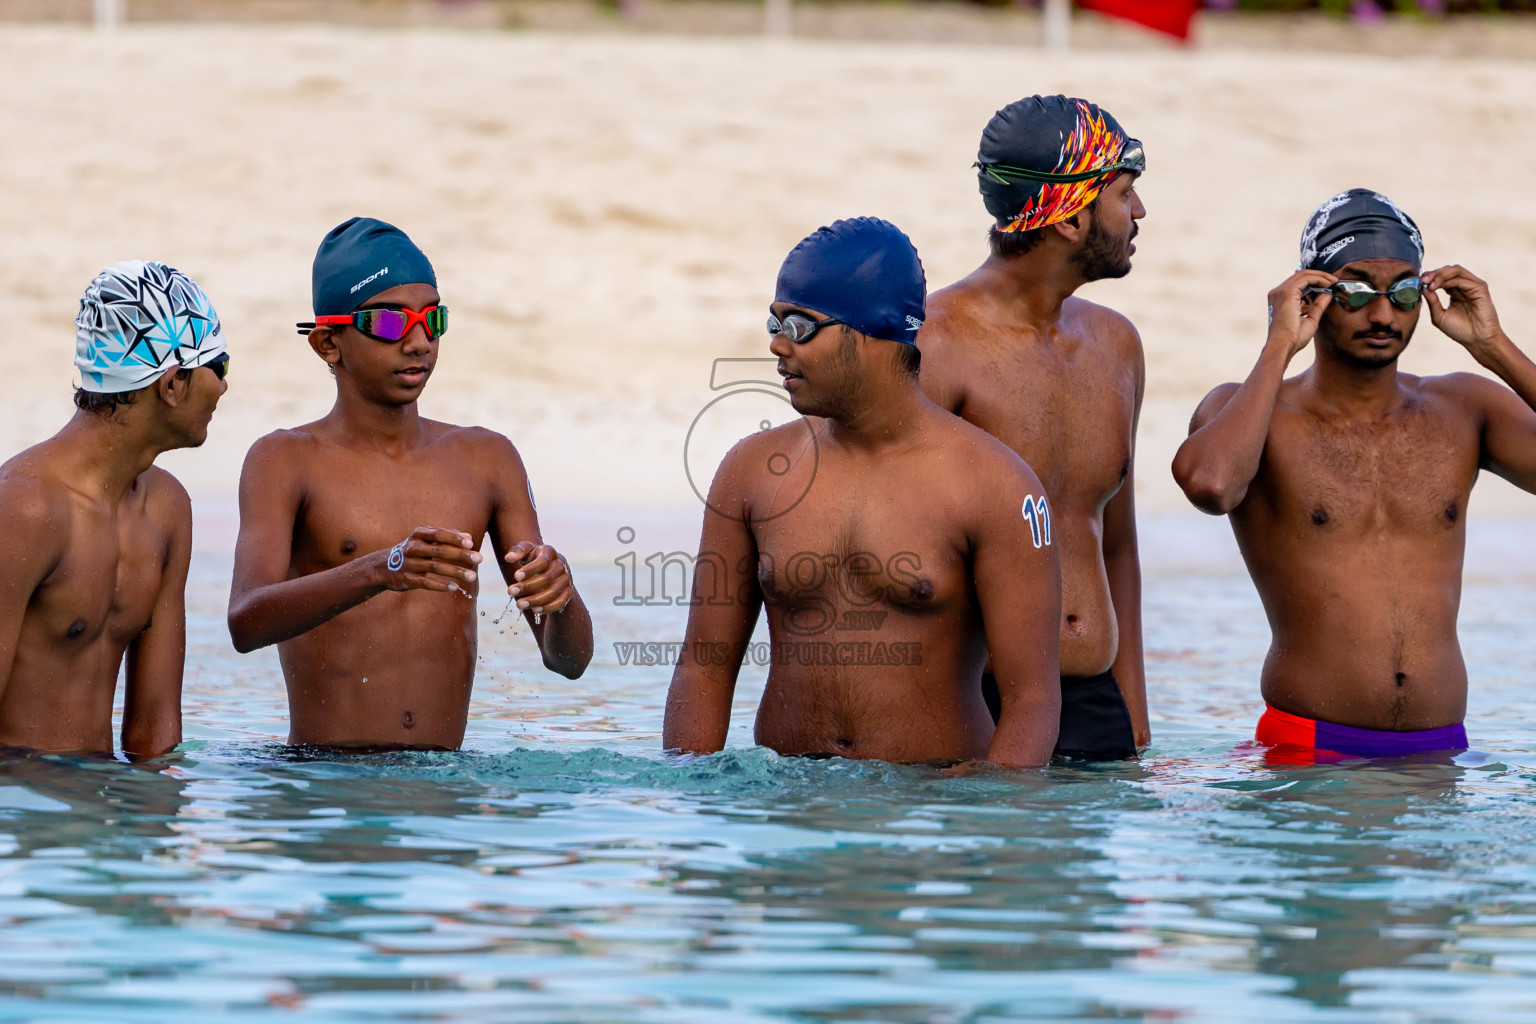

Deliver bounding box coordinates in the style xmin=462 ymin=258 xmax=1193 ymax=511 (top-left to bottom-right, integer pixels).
xmin=1044 ymin=0 xmax=1069 ymax=52
xmin=94 ymin=0 xmax=123 ymax=31
xmin=765 ymin=0 xmax=792 ymax=37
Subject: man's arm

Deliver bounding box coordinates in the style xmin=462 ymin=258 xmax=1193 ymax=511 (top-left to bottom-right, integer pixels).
xmin=974 ymin=451 xmax=1063 ymax=768
xmin=1421 ymin=266 xmax=1536 ymax=492
xmin=122 ymin=472 xmax=190 ymax=757
xmin=1172 ymin=270 xmax=1337 ymax=514
xmin=662 ymin=443 xmax=764 ymax=755
xmin=227 ymin=434 xmax=482 ymax=653
xmin=480 ymin=433 xmax=593 ymax=680
xmin=1104 ymin=330 xmax=1148 ymax=747
xmin=0 ymin=478 xmax=65 ymax=705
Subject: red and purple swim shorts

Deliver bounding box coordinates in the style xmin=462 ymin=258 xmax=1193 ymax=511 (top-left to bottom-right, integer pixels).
xmin=1256 ymin=704 xmax=1468 ymax=765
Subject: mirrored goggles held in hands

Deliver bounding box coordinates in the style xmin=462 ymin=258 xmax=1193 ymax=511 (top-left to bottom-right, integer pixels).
xmin=975 ymin=138 xmax=1146 ymax=186
xmin=296 ymin=305 xmax=449 ymax=341
xmin=767 ymin=313 xmax=843 ymax=344
xmin=1303 ymin=277 xmax=1424 ymax=313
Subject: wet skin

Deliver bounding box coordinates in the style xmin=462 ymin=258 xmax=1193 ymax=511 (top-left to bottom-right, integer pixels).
xmin=228 ymin=282 xmax=593 ymax=749
xmin=1175 ymin=260 xmax=1536 ymax=731
xmin=0 ymin=364 xmax=226 ymax=755
xmin=918 ymin=171 xmax=1150 ymax=745
xmin=664 ymin=304 xmax=1062 ymax=768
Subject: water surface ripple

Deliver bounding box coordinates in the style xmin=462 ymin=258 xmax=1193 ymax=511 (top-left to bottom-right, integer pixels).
xmin=2 ymin=558 xmax=1534 ymax=1022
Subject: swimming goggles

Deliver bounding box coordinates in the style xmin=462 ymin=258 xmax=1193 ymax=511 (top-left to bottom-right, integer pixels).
xmin=1303 ymin=277 xmax=1424 ymax=313
xmin=975 ymin=138 xmax=1145 ymax=186
xmin=204 ymin=352 xmax=229 ymax=381
xmin=767 ymin=313 xmax=843 ymax=344
xmin=296 ymin=305 xmax=449 ymax=342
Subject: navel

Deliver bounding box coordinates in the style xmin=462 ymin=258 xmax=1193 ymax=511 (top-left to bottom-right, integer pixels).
xmin=402 ymin=710 xmax=415 ymax=730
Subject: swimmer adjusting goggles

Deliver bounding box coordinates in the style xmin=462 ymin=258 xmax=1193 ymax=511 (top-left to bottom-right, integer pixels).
xmin=975 ymin=138 xmax=1145 ymax=186
xmin=296 ymin=305 xmax=449 ymax=341
xmin=1303 ymin=277 xmax=1424 ymax=313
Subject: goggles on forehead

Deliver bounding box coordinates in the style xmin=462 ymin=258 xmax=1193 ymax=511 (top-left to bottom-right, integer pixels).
xmin=976 ymin=138 xmax=1145 ymax=186
xmin=1304 ymin=277 xmax=1424 ymax=313
xmin=296 ymin=305 xmax=449 ymax=342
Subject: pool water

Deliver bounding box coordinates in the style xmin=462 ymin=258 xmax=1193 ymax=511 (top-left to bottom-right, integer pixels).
xmin=3 ymin=551 xmax=1536 ymax=1023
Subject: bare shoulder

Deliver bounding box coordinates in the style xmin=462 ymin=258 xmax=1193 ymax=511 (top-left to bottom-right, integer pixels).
xmin=917 ymin=278 xmax=989 ymax=354
xmin=429 ymin=421 xmax=528 ymax=474
xmin=1064 ymin=295 xmax=1143 ymax=357
xmin=243 ymin=426 xmax=325 ymax=468
xmin=1418 ymin=370 xmax=1508 ymax=410
xmin=0 ymin=456 xmax=68 ymax=534
xmin=934 ymin=411 xmax=1044 ymax=492
xmin=137 ymin=465 xmax=192 ymax=523
xmin=1189 ymin=381 xmax=1244 ymax=432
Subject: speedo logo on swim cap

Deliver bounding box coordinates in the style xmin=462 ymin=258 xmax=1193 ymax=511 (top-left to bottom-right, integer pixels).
xmin=350 ymin=266 xmax=389 ymax=295
xmin=1316 ymin=236 xmax=1355 ymax=264
xmin=905 ymin=315 xmax=923 ymax=331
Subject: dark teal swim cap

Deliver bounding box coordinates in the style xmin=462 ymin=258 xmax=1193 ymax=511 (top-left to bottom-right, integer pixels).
xmin=312 ymin=217 xmax=437 ymax=316
xmin=774 ymin=217 xmax=926 ymax=344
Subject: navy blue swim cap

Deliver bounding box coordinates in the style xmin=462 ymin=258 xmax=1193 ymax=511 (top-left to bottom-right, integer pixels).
xmin=312 ymin=217 xmax=437 ymax=316
xmin=774 ymin=217 xmax=926 ymax=344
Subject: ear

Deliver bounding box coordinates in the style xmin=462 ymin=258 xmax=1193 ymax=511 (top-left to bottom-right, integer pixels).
xmin=1051 ymin=208 xmax=1090 ymax=246
xmin=153 ymin=366 xmax=190 ymax=409
xmin=308 ymin=325 xmax=343 ymax=372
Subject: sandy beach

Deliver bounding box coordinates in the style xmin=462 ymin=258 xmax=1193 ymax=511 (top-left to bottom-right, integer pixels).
xmin=4 ymin=21 xmax=1536 ymax=558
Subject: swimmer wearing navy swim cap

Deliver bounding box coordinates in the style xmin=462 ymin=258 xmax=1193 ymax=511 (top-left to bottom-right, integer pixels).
xmin=664 ymin=217 xmax=1065 ymax=768
xmin=1175 ymin=190 xmax=1536 ymax=763
xmin=227 ymin=217 xmax=593 ymax=749
xmin=0 ymin=261 xmax=230 ymax=755
xmin=919 ymin=95 xmax=1149 ymax=761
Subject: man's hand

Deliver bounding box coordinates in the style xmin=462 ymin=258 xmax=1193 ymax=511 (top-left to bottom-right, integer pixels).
xmin=380 ymin=526 xmax=482 ymax=593
xmin=1266 ymin=269 xmax=1336 ymax=360
xmin=503 ymin=541 xmax=576 ymax=615
xmin=1424 ymin=265 xmax=1508 ymax=363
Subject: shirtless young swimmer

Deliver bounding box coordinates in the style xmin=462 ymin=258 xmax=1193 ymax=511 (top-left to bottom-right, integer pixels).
xmin=664 ymin=218 xmax=1062 ymax=767
xmin=228 ymin=218 xmax=593 ymax=749
xmin=918 ymin=95 xmax=1148 ymax=760
xmin=0 ymin=261 xmax=228 ymax=756
xmin=1173 ymin=189 xmax=1536 ymax=761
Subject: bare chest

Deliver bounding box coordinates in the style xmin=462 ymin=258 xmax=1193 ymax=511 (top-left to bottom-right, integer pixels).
xmin=1261 ymin=407 xmax=1480 ymax=533
xmin=295 ymin=453 xmax=493 ymax=568
xmin=34 ymin=506 xmax=168 ymax=648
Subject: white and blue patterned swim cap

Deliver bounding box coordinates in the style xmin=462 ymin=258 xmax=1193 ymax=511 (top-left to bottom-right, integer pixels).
xmin=74 ymin=260 xmax=225 ymax=394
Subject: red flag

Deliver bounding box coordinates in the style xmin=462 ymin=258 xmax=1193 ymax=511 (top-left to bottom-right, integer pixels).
xmin=1076 ymin=0 xmax=1198 ymax=40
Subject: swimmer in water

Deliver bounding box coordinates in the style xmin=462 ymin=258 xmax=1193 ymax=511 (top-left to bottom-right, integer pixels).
xmin=227 ymin=218 xmax=592 ymax=749
xmin=917 ymin=96 xmax=1148 ymax=760
xmin=1173 ymin=189 xmax=1536 ymax=762
xmin=663 ymin=218 xmax=1062 ymax=767
xmin=0 ymin=261 xmax=229 ymax=755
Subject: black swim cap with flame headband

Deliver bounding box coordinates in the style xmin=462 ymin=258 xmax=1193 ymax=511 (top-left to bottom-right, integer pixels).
xmin=1298 ymin=189 xmax=1424 ymax=275
xmin=977 ymin=95 xmax=1131 ymax=233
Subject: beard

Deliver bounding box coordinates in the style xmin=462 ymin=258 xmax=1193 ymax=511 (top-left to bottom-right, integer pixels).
xmin=1070 ymin=214 xmax=1134 ymax=282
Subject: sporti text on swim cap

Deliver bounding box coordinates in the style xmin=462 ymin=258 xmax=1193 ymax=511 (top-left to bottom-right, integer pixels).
xmin=1298 ymin=189 xmax=1424 ymax=275
xmin=312 ymin=217 xmax=437 ymax=317
xmin=774 ymin=217 xmax=926 ymax=344
xmin=977 ymin=95 xmax=1139 ymax=234
xmin=74 ymin=260 xmax=225 ymax=394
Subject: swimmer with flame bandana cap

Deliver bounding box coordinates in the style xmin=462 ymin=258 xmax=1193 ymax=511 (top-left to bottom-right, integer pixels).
xmin=1174 ymin=187 xmax=1536 ymax=764
xmin=919 ymin=95 xmax=1150 ymax=761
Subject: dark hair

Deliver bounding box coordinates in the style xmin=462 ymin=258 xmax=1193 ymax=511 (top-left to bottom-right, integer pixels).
xmin=894 ymin=342 xmax=921 ymax=378
xmin=73 ymin=368 xmax=191 ymax=417
xmin=987 ymin=194 xmax=1101 ymax=259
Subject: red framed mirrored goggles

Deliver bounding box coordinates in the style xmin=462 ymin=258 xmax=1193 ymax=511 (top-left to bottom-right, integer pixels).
xmin=296 ymin=305 xmax=449 ymax=342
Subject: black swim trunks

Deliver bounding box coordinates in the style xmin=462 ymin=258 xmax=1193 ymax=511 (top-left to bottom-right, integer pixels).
xmin=981 ymin=670 xmax=1137 ymax=762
